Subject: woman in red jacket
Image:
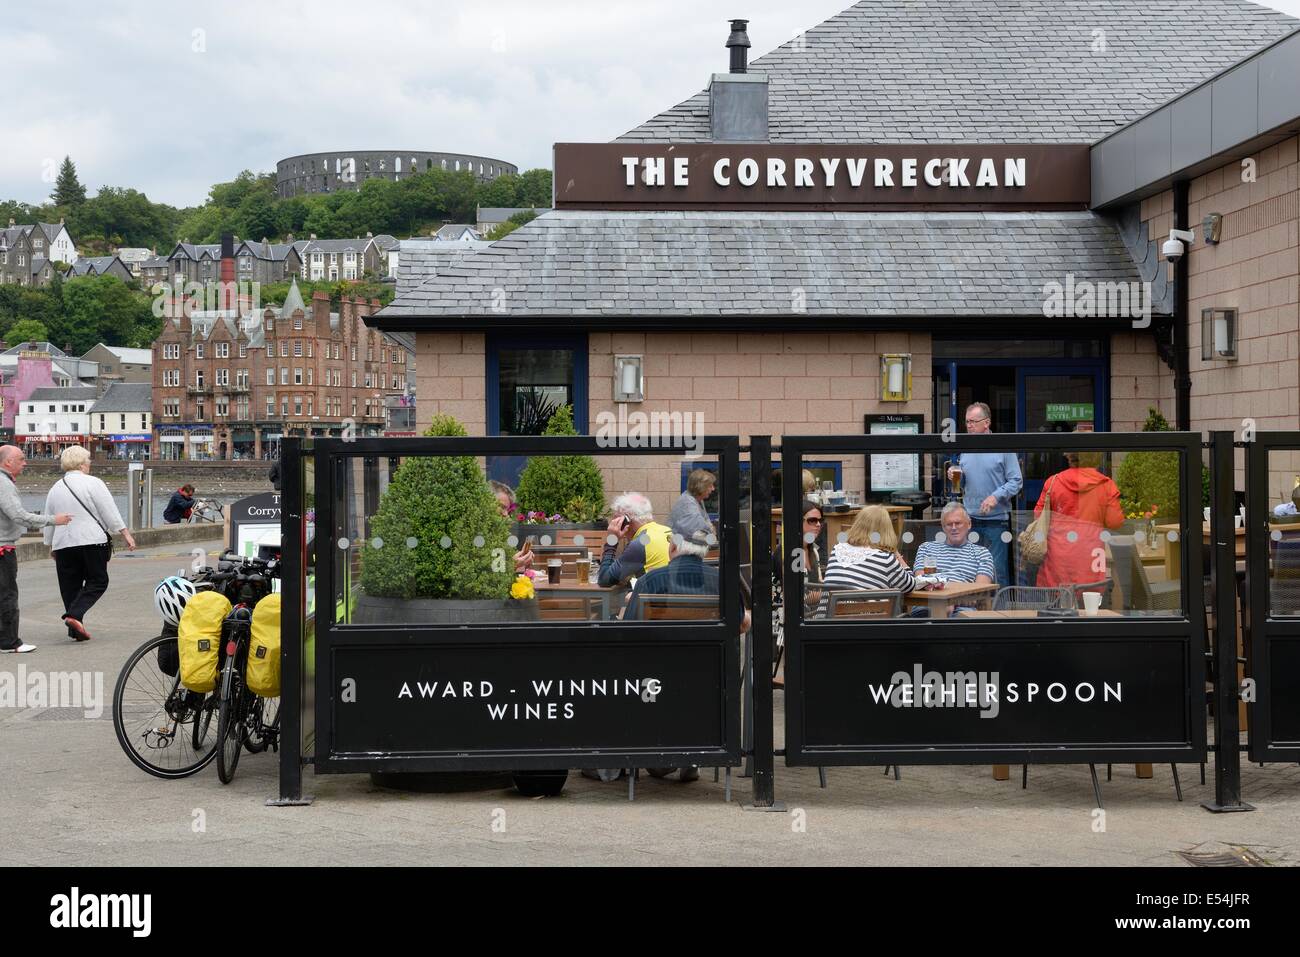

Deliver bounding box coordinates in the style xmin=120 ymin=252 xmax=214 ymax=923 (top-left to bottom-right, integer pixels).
xmin=1033 ymin=452 xmax=1124 ymax=590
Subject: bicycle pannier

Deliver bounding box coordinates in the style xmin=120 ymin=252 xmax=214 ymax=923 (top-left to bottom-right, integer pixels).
xmin=178 ymin=591 xmax=232 ymax=693
xmin=246 ymin=594 xmax=281 ymax=698
xmin=156 ymin=622 xmax=180 ymax=677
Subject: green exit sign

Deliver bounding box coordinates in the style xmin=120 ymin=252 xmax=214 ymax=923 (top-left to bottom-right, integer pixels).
xmin=1046 ymin=403 xmax=1094 ymax=422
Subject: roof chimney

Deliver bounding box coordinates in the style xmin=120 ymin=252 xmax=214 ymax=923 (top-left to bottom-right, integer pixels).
xmin=709 ymin=20 xmax=768 ymax=142
xmin=219 ymin=233 xmax=236 ymax=310
xmin=726 ymin=19 xmax=750 ymax=73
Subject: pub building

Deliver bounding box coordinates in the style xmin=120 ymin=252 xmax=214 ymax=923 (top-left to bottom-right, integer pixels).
xmin=373 ymin=0 xmax=1300 ymax=509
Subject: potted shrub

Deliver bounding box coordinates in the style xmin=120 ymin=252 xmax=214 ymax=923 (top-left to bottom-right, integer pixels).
xmin=1116 ymin=408 xmax=1183 ymax=533
xmin=513 ymin=405 xmax=608 ymax=539
xmin=354 ymin=414 xmax=534 ymax=625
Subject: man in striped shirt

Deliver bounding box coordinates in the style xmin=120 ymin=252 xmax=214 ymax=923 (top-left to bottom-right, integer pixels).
xmin=914 ymin=502 xmax=996 ymax=585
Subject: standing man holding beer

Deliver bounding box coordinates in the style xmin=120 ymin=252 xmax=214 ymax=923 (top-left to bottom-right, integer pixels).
xmin=947 ymin=402 xmax=1022 ymax=585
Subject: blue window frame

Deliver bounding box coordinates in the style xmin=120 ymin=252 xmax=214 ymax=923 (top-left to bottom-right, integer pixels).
xmin=485 ymin=334 xmax=588 ymax=486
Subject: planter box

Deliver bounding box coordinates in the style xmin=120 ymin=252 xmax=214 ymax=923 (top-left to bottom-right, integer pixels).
xmin=511 ymin=521 xmax=605 ymax=547
xmin=353 ymin=593 xmax=539 ymax=626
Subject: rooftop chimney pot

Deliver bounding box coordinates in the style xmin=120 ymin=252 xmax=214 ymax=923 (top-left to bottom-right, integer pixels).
xmin=726 ymin=19 xmax=751 ymax=73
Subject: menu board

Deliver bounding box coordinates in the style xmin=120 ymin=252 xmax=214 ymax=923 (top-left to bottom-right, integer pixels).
xmin=864 ymin=414 xmax=924 ymax=494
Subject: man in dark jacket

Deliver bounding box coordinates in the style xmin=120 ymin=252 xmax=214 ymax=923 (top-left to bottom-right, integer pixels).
xmin=163 ymin=485 xmax=195 ymax=524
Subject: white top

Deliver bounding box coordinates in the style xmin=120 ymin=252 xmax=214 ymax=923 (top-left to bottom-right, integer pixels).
xmin=42 ymin=471 xmax=127 ymax=551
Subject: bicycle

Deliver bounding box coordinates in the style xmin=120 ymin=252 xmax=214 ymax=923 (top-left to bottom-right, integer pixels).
xmin=113 ymin=550 xmax=281 ymax=782
xmin=188 ymin=498 xmax=225 ymax=524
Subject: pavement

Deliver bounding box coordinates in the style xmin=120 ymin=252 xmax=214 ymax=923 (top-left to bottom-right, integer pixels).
xmin=3 ymin=540 xmax=1299 ymax=866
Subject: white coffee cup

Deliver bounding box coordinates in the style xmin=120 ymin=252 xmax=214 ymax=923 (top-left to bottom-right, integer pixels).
xmin=1234 ymin=515 xmax=1243 ymax=529
xmin=1203 ymin=507 xmax=1211 ymax=523
xmin=1081 ymin=592 xmax=1103 ymax=616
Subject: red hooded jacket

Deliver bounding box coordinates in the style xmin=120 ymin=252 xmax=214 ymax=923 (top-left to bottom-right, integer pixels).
xmin=1032 ymin=466 xmax=1124 ymax=589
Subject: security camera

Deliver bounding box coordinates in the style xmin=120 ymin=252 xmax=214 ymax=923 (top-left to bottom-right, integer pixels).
xmin=1164 ymin=228 xmax=1196 ymax=262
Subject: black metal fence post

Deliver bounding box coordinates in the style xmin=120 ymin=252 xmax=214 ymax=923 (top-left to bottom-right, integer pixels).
xmin=745 ymin=436 xmax=778 ymax=809
xmin=270 ymin=437 xmax=311 ymax=806
xmin=1203 ymin=430 xmax=1252 ymax=812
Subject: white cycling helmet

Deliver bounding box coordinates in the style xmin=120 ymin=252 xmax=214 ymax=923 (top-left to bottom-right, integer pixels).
xmin=154 ymin=576 xmax=197 ymax=626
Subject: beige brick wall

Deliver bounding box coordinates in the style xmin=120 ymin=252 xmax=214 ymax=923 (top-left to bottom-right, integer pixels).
xmin=414 ymin=333 xmax=485 ymax=434
xmin=1110 ymin=331 xmax=1174 ymax=432
xmin=588 ymin=330 xmax=932 ymax=515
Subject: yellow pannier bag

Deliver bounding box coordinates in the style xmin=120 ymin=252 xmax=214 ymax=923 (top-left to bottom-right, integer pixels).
xmin=178 ymin=591 xmax=232 ymax=693
xmin=246 ymin=593 xmax=281 ymax=698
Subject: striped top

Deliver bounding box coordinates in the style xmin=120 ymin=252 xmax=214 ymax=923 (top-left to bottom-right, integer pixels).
xmin=823 ymin=543 xmax=915 ymax=594
xmin=913 ymin=539 xmax=997 ymax=584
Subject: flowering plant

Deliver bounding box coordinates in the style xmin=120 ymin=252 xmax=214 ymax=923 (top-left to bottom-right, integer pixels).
xmin=512 ymin=509 xmax=566 ymax=524
xmin=1124 ymin=503 xmax=1159 ymax=521
xmin=509 ymin=574 xmax=536 ymax=600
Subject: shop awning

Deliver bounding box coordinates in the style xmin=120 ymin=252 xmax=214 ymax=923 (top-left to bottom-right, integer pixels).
xmin=373 ymin=210 xmax=1170 ymax=331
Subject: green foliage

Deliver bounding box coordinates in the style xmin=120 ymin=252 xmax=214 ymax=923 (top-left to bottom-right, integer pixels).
xmin=0 ymin=275 xmax=155 ymax=354
xmin=359 ymin=414 xmax=514 ymax=601
xmin=6 ymin=318 xmax=48 ymax=344
xmin=1116 ymin=407 xmax=1181 ymax=518
xmin=515 ymin=406 xmax=606 ymax=521
xmin=52 ymin=157 xmax=86 ymax=207
xmin=484 ymin=209 xmax=538 ymax=241
xmin=258 ymin=278 xmax=393 ymax=309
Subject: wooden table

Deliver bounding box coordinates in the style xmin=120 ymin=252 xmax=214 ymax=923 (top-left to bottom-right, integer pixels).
xmin=903 ymin=581 xmax=998 ymax=617
xmin=533 ymin=578 xmax=626 ymax=620
xmin=956 ymin=609 xmax=1123 ymax=619
xmin=1155 ymin=522 xmax=1298 ymax=579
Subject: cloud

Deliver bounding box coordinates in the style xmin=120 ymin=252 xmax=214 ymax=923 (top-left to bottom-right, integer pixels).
xmin=3 ymin=0 xmax=1297 ymax=207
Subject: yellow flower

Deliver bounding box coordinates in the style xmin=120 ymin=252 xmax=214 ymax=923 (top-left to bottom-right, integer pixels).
xmin=510 ymin=575 xmax=535 ymax=600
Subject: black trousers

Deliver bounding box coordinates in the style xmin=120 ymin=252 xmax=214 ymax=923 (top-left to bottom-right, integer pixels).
xmin=0 ymin=549 xmax=19 ymax=650
xmin=53 ymin=543 xmax=111 ymax=625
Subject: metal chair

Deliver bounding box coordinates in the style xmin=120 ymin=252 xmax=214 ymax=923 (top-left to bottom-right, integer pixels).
xmin=824 ymin=587 xmax=904 ymax=619
xmin=1109 ymin=538 xmax=1180 ymax=612
xmin=991 ymin=586 xmax=1075 ymax=612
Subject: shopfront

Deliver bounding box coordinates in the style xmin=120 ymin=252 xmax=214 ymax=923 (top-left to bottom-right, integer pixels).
xmin=104 ymin=433 xmax=152 ymax=460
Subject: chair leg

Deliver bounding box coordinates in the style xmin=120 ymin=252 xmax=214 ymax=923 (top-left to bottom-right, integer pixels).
xmin=724 ymin=767 xmax=732 ymax=803
xmin=818 ymin=767 xmax=827 ymax=788
xmin=1106 ymin=763 xmax=1112 ymax=782
xmin=1089 ymin=764 xmax=1104 ymax=809
xmin=1021 ymin=764 xmax=1028 ymax=789
xmin=713 ymin=767 xmax=719 ymax=783
xmin=893 ymin=765 xmax=900 ymax=781
xmin=1200 ymin=762 xmax=1206 ymax=786
xmin=627 ymin=768 xmax=636 ymax=802
xmin=1171 ymin=764 xmax=1183 ymax=802
xmin=883 ymin=765 xmax=891 ymax=776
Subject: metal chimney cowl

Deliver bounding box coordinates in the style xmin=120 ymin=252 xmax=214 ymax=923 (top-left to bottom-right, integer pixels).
xmin=710 ymin=18 xmax=768 ymax=142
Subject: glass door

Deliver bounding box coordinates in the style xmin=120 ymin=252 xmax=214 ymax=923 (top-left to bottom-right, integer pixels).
xmin=1017 ymin=367 xmax=1106 ymax=505
xmin=486 ymin=335 xmax=588 ymax=486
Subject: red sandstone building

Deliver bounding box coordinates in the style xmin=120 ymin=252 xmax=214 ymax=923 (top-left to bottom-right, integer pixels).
xmin=151 ymin=263 xmax=409 ymax=460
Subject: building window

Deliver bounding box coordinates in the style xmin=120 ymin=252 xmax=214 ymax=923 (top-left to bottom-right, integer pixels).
xmin=216 ymin=398 xmax=229 ymax=417
xmin=239 ymin=343 xmax=247 ymax=358
xmin=267 ymin=317 xmax=274 ymax=332
xmin=351 ymin=398 xmax=357 ymax=416
xmin=294 ymin=340 xmax=303 ymax=357
xmin=216 ymin=342 xmax=229 ymax=358
xmin=266 ymin=396 xmax=275 ymax=416
xmin=266 ymin=368 xmax=275 ymax=386
xmin=196 ymin=343 xmax=205 ymax=359
xmin=294 ymin=397 xmax=303 ymax=416
xmin=267 ymin=344 xmax=275 ymax=359
xmin=282 ymin=397 xmax=289 ymax=417
xmin=195 ymin=370 xmax=204 ymax=388
xmin=307 ymin=368 xmax=313 ymax=386
xmin=307 ymin=341 xmax=313 ymax=358
xmin=237 ymin=369 xmax=249 ymax=388
xmin=308 ymin=397 xmax=313 ymax=416
xmin=351 ymin=346 xmax=357 ymax=362
xmin=216 ymin=368 xmax=229 ymax=386
xmin=280 ymin=341 xmax=288 ymax=357
xmin=351 ymin=371 xmax=357 ymax=387
xmin=294 ymin=368 xmax=303 ymax=385
xmin=294 ymin=314 xmax=302 ymax=331
xmin=281 ymin=368 xmax=289 ymax=385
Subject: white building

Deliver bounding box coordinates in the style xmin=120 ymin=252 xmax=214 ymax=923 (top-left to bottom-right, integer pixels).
xmin=15 ymin=386 xmax=97 ymax=457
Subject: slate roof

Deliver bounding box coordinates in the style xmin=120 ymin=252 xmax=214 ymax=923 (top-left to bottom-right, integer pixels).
xmin=476 ymin=207 xmax=539 ymax=224
xmin=91 ymin=382 xmax=152 ymax=413
xmin=435 ymin=224 xmax=481 ymax=241
xmin=66 ymin=255 xmax=123 ymax=276
xmin=28 ymin=386 xmax=98 ymax=403
xmin=98 ymin=345 xmax=153 ymax=363
xmin=619 ymin=0 xmax=1297 ymax=145
xmin=239 ymin=239 xmax=298 ymax=261
xmin=378 ymin=210 xmax=1148 ymax=321
xmin=392 ymin=238 xmax=493 ymax=299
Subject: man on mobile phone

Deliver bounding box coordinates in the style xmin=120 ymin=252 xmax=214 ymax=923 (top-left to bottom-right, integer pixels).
xmin=596 ymin=492 xmax=673 ymax=587
xmin=949 ymin=402 xmax=1021 ymax=585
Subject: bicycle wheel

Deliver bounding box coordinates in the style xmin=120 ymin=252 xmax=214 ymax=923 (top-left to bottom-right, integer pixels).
xmin=243 ymin=696 xmax=280 ymax=753
xmin=215 ymin=654 xmax=247 ymax=784
xmin=191 ymin=693 xmax=216 ymax=750
xmin=113 ymin=635 xmax=218 ymax=779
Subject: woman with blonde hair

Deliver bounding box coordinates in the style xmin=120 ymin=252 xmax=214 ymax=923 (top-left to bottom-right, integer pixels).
xmin=822 ymin=504 xmax=915 ymax=595
xmin=43 ymin=446 xmax=135 ymax=641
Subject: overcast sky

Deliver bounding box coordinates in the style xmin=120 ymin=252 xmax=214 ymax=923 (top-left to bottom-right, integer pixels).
xmin=2 ymin=0 xmax=1297 ymax=208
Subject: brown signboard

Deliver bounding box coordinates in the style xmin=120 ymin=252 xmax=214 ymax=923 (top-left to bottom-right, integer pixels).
xmin=553 ymin=143 xmax=1091 ymax=211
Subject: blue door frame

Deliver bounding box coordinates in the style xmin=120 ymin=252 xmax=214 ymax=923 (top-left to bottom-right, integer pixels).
xmin=485 ymin=333 xmax=589 ymax=486
xmin=936 ymin=356 xmax=1110 ymax=507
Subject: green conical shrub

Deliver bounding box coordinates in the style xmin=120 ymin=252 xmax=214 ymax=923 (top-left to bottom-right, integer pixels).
xmin=515 ymin=405 xmax=606 ymax=521
xmin=359 ymin=414 xmax=514 ymax=600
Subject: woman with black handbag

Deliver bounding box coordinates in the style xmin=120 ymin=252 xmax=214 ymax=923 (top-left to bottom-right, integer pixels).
xmin=43 ymin=446 xmax=135 ymax=641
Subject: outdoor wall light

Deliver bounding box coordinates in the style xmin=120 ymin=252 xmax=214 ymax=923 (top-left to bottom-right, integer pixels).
xmin=1203 ymin=213 xmax=1223 ymax=245
xmin=614 ymin=354 xmax=644 ymax=402
xmin=880 ymin=354 xmax=912 ymax=402
xmin=1201 ymin=308 xmax=1238 ymax=361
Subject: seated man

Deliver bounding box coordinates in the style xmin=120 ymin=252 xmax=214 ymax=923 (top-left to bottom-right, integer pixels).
xmin=597 ymin=492 xmax=673 ymax=587
xmin=913 ymin=502 xmax=996 ymax=585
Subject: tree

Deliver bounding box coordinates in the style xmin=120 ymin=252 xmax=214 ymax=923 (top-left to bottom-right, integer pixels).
xmin=6 ymin=318 xmax=49 ymax=345
xmin=51 ymin=156 xmax=86 ymax=207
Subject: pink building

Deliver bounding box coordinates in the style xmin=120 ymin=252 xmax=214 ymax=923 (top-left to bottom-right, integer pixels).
xmin=0 ymin=351 xmax=56 ymax=432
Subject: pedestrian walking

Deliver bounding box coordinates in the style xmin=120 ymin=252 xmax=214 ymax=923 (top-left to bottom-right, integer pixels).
xmin=0 ymin=445 xmax=72 ymax=653
xmin=43 ymin=446 xmax=136 ymax=641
